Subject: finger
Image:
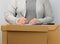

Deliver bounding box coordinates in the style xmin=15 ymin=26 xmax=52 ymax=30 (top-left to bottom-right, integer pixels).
xmin=29 ymin=21 xmax=34 ymax=24
xmin=18 ymin=21 xmax=25 ymax=24
xmin=17 ymin=22 xmax=24 ymax=25
xmin=22 ymin=21 xmax=26 ymax=24
xmin=29 ymin=21 xmax=37 ymax=24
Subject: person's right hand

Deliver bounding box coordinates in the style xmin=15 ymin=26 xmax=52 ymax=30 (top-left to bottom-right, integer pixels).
xmin=17 ymin=17 xmax=28 ymax=24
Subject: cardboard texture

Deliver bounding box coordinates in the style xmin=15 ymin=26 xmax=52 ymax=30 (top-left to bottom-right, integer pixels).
xmin=48 ymin=25 xmax=60 ymax=44
xmin=1 ymin=24 xmax=60 ymax=44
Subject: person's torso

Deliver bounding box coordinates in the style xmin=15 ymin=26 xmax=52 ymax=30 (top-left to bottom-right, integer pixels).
xmin=16 ymin=0 xmax=45 ymax=19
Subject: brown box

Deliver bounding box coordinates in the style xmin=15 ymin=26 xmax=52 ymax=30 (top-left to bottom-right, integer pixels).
xmin=48 ymin=25 xmax=60 ymax=44
xmin=1 ymin=24 xmax=48 ymax=44
xmin=1 ymin=24 xmax=60 ymax=44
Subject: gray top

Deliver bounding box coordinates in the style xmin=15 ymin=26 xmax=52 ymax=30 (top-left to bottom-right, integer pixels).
xmin=25 ymin=0 xmax=36 ymax=23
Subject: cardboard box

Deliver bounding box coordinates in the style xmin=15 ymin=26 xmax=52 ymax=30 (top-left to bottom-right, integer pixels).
xmin=48 ymin=25 xmax=60 ymax=44
xmin=2 ymin=24 xmax=48 ymax=44
xmin=1 ymin=24 xmax=60 ymax=44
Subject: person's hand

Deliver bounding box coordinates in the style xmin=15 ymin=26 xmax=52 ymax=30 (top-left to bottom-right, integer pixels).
xmin=29 ymin=18 xmax=38 ymax=25
xmin=17 ymin=17 xmax=28 ymax=24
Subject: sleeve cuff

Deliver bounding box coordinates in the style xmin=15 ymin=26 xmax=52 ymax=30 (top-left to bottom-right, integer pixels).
xmin=15 ymin=18 xmax=20 ymax=24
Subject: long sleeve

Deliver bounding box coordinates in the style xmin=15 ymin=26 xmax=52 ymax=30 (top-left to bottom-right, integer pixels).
xmin=4 ymin=0 xmax=19 ymax=24
xmin=37 ymin=0 xmax=53 ymax=24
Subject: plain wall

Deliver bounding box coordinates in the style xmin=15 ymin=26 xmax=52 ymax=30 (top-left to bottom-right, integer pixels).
xmin=0 ymin=0 xmax=60 ymax=44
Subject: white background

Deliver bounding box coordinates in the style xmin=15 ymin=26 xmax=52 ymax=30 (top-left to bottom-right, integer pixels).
xmin=0 ymin=0 xmax=60 ymax=44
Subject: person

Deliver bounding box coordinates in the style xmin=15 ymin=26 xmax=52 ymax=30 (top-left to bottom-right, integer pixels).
xmin=4 ymin=0 xmax=53 ymax=25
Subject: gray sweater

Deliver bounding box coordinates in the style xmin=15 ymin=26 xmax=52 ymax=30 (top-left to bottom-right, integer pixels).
xmin=4 ymin=0 xmax=53 ymax=24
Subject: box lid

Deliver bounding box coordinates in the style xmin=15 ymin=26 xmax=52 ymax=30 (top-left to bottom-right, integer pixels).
xmin=47 ymin=25 xmax=59 ymax=31
xmin=1 ymin=24 xmax=48 ymax=32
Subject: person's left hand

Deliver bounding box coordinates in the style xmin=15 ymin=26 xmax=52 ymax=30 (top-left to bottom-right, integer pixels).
xmin=29 ymin=18 xmax=38 ymax=24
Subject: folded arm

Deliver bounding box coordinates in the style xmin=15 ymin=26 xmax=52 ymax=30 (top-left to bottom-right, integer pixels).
xmin=37 ymin=0 xmax=53 ymax=24
xmin=4 ymin=0 xmax=19 ymax=24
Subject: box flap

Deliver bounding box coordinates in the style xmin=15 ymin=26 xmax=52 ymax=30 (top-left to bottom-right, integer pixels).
xmin=1 ymin=24 xmax=48 ymax=32
xmin=48 ymin=25 xmax=59 ymax=31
